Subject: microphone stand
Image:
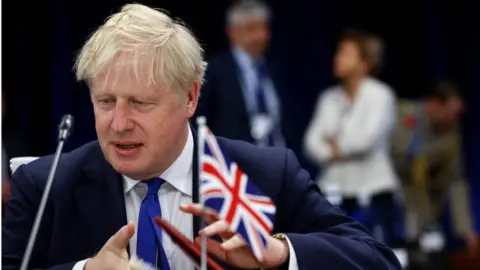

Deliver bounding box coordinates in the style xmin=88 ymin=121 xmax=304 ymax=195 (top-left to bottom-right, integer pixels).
xmin=20 ymin=114 xmax=74 ymax=270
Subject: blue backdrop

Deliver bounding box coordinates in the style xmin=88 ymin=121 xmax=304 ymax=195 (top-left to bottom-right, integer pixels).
xmin=3 ymin=0 xmax=479 ymax=235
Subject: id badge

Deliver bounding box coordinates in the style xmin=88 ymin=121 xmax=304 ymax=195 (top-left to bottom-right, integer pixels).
xmin=251 ymin=114 xmax=274 ymax=140
xmin=419 ymin=229 xmax=445 ymax=252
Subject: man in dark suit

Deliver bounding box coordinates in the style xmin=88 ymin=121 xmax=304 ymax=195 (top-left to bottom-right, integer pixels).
xmin=2 ymin=3 xmax=401 ymax=270
xmin=195 ymin=0 xmax=290 ymax=147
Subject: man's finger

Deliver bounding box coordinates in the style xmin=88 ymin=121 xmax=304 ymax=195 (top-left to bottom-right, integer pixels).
xmin=203 ymin=210 xmax=219 ymax=225
xmin=179 ymin=203 xmax=203 ymax=214
xmin=200 ymin=220 xmax=236 ymax=240
xmin=220 ymin=235 xmax=246 ymax=251
xmin=105 ymin=222 xmax=135 ymax=250
xmin=200 ymin=220 xmax=231 ymax=237
xmin=194 ymin=236 xmax=226 ymax=262
xmin=181 ymin=204 xmax=235 ymax=239
xmin=180 ymin=203 xmax=219 ymax=222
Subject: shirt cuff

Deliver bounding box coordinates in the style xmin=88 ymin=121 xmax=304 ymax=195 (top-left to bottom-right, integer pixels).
xmin=284 ymin=235 xmax=299 ymax=270
xmin=72 ymin=258 xmax=90 ymax=270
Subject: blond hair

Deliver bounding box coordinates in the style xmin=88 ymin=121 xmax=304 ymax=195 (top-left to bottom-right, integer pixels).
xmin=74 ymin=3 xmax=207 ymax=93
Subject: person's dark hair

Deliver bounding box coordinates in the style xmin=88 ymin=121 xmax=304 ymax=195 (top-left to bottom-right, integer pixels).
xmin=429 ymin=80 xmax=462 ymax=104
xmin=339 ymin=28 xmax=384 ymax=74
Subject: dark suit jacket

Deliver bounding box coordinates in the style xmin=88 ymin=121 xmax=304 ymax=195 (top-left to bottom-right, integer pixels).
xmin=2 ymin=138 xmax=401 ymax=269
xmin=194 ymin=50 xmax=293 ymax=147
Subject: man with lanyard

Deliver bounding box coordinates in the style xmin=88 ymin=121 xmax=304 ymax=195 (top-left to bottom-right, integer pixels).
xmin=195 ymin=0 xmax=286 ymax=147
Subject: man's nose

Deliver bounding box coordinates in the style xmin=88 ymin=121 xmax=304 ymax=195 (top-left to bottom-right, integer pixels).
xmin=111 ymin=103 xmax=134 ymax=133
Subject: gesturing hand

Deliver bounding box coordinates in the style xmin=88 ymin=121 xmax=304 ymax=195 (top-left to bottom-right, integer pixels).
xmin=180 ymin=203 xmax=289 ymax=269
xmin=85 ymin=222 xmax=135 ymax=270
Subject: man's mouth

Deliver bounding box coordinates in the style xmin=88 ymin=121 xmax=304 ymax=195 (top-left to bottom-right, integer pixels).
xmin=115 ymin=143 xmax=143 ymax=149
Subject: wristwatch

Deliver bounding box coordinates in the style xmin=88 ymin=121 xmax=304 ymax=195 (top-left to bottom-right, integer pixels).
xmin=273 ymin=233 xmax=287 ymax=241
xmin=272 ymin=233 xmax=289 ymax=270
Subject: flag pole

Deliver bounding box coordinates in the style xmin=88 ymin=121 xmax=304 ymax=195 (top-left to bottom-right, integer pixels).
xmin=196 ymin=116 xmax=207 ymax=270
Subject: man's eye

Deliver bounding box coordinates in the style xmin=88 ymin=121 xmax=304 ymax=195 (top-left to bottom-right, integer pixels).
xmin=132 ymin=100 xmax=147 ymax=105
xmin=99 ymin=99 xmax=113 ymax=104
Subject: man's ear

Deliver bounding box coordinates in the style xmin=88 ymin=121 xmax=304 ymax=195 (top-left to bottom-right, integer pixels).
xmin=186 ymin=81 xmax=200 ymax=118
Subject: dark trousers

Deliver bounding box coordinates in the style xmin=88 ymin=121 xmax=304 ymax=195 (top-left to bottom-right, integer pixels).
xmin=341 ymin=191 xmax=400 ymax=247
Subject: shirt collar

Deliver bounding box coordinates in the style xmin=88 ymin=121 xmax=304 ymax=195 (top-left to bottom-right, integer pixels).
xmin=123 ymin=127 xmax=194 ymax=196
xmin=231 ymin=46 xmax=264 ymax=72
xmin=338 ymin=76 xmax=373 ymax=100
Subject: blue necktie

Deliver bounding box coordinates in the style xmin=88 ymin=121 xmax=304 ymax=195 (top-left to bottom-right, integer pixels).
xmin=137 ymin=178 xmax=171 ymax=270
xmin=254 ymin=60 xmax=269 ymax=114
xmin=254 ymin=61 xmax=275 ymax=146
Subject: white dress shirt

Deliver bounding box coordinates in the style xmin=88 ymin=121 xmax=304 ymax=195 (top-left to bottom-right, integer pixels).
xmin=74 ymin=127 xmax=298 ymax=269
xmin=304 ymin=77 xmax=399 ymax=198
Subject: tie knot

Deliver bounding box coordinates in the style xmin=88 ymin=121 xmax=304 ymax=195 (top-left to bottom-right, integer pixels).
xmin=144 ymin=178 xmax=165 ymax=195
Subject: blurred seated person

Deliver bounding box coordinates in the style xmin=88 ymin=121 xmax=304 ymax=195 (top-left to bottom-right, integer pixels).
xmin=390 ymin=81 xmax=478 ymax=254
xmin=2 ymin=88 xmax=33 ymax=214
xmin=194 ymin=0 xmax=289 ymax=147
xmin=2 ymin=146 xmax=11 ymax=215
xmin=2 ymin=91 xmax=11 ymax=215
xmin=304 ymin=28 xmax=400 ymax=246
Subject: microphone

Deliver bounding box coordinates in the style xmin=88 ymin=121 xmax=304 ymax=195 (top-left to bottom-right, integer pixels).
xmin=58 ymin=114 xmax=74 ymax=141
xmin=20 ymin=114 xmax=75 ymax=270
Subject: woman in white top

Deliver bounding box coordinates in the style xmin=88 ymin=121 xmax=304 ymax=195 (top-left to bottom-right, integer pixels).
xmin=304 ymin=28 xmax=400 ymax=246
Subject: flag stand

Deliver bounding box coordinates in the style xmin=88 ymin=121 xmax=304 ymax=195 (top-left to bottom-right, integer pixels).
xmin=196 ymin=116 xmax=208 ymax=270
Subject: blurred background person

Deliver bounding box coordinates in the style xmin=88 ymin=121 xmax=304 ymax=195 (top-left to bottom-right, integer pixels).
xmin=2 ymin=146 xmax=10 ymax=216
xmin=194 ymin=0 xmax=288 ymax=147
xmin=2 ymin=144 xmax=10 ymax=216
xmin=2 ymin=91 xmax=11 ymax=215
xmin=390 ymin=81 xmax=478 ymax=269
xmin=304 ymin=28 xmax=400 ymax=246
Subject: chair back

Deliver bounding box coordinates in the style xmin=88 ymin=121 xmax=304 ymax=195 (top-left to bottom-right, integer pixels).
xmin=10 ymin=157 xmax=39 ymax=174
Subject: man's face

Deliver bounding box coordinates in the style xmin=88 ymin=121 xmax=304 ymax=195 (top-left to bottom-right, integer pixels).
xmin=90 ymin=55 xmax=198 ymax=180
xmin=333 ymin=41 xmax=365 ymax=79
xmin=428 ymin=97 xmax=464 ymax=125
xmin=228 ymin=17 xmax=270 ymax=58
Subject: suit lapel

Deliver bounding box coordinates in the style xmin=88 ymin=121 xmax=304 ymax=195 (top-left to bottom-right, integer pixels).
xmin=74 ymin=143 xmax=127 ymax=253
xmin=226 ymin=51 xmax=252 ymax=125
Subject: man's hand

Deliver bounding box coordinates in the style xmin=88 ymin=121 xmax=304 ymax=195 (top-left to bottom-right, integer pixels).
xmin=180 ymin=203 xmax=289 ymax=269
xmin=85 ymin=222 xmax=135 ymax=270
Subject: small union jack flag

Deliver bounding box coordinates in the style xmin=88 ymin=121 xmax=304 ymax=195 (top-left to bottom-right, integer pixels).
xmin=199 ymin=128 xmax=276 ymax=261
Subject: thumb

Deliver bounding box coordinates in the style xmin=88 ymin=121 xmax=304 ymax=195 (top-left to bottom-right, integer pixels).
xmin=105 ymin=222 xmax=135 ymax=250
